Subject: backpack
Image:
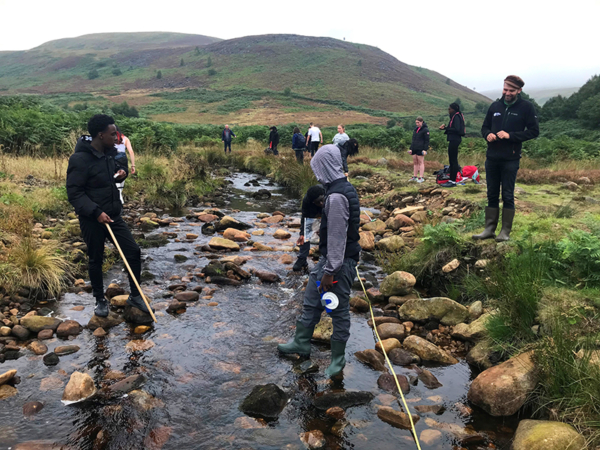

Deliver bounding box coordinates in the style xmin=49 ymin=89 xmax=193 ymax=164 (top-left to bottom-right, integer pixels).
xmin=434 ymin=165 xmax=463 ymax=184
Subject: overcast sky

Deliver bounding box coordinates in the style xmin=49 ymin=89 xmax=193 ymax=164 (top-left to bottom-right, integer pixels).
xmin=1 ymin=0 xmax=598 ymax=92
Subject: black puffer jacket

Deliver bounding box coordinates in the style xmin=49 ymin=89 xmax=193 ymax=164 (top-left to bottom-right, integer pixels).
xmin=66 ymin=136 xmax=128 ymax=220
xmin=269 ymin=128 xmax=280 ymax=147
xmin=410 ymin=122 xmax=430 ymax=151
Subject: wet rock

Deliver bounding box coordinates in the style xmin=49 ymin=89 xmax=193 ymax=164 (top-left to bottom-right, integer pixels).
xmin=0 ymin=369 xmax=17 ymax=386
xmin=208 ymin=237 xmax=240 ymax=251
xmin=143 ymin=426 xmax=173 ymax=450
xmin=468 ymin=351 xmax=537 ymax=416
xmin=375 ymin=338 xmax=402 ymax=354
xmin=11 ymin=324 xmax=30 ymax=340
xmin=350 ymin=296 xmax=369 ymax=312
xmin=196 ymin=213 xmax=218 ymax=222
xmin=20 ymin=316 xmax=62 ymax=333
xmin=414 ymin=367 xmax=443 ymax=389
xmin=253 ymin=242 xmax=274 ymax=251
xmin=223 ymin=228 xmax=251 ymax=242
xmin=101 ymin=374 xmax=146 ymax=397
xmin=358 ymin=231 xmax=375 ymax=251
xmin=402 ymin=335 xmax=458 ymax=365
xmin=134 ymin=325 xmax=151 ymax=334
xmin=354 ymin=349 xmax=387 ymax=372
xmin=62 ymin=371 xmax=97 ymax=403
xmin=166 ymin=301 xmax=187 ymax=313
xmin=362 ymin=219 xmax=386 ymax=233
xmin=185 ymin=233 xmax=198 ymax=240
xmin=376 ymin=323 xmax=405 ymax=341
xmin=27 ymin=341 xmax=48 ymax=355
xmin=54 ymin=345 xmax=80 ymax=356
xmin=168 ymin=283 xmax=187 ymax=291
xmin=367 ymin=316 xmax=402 ymax=328
xmin=280 ymin=254 xmax=294 ymax=264
xmin=512 ymin=419 xmax=585 ymax=450
xmin=174 ymin=291 xmax=200 ymax=302
xmin=273 ymin=229 xmax=291 ymax=240
xmin=56 ymin=320 xmax=82 ymax=338
xmin=388 ymin=348 xmax=420 ymax=366
xmin=174 ymin=254 xmax=188 ymax=263
xmin=377 ymin=406 xmax=420 ymax=429
xmin=240 ymin=383 xmax=288 ymax=419
xmin=92 ymin=327 xmax=107 ymax=337
xmin=419 ymin=429 xmax=442 ymax=445
xmin=451 ymin=313 xmax=491 ymax=341
xmin=105 ymin=284 xmax=125 ymax=299
xmin=388 ymin=294 xmax=419 ymax=306
xmin=0 ymin=384 xmax=18 ymax=400
xmin=380 ymin=271 xmax=416 ymax=297
xmin=376 ymin=236 xmax=405 ymax=252
xmin=366 ymin=288 xmax=384 ymax=303
xmin=326 ymin=406 xmax=345 ymax=420
xmin=296 ymin=360 xmax=319 ymax=375
xmin=261 ymin=215 xmax=284 ymax=224
xmin=123 ymin=306 xmax=154 ymax=325
xmin=312 ymin=315 xmax=332 ymax=342
xmin=300 ymin=430 xmax=326 ymax=449
xmin=125 ymin=339 xmax=155 ymax=352
xmin=398 ymin=297 xmax=469 ymax=326
xmin=216 ymin=216 xmax=252 ymax=231
xmin=13 ymin=441 xmax=72 ymax=450
xmin=23 ymin=401 xmax=44 ymax=417
xmin=110 ymin=294 xmax=129 ymax=307
xmin=414 ymin=404 xmax=445 ymax=414
xmin=466 ymin=341 xmax=496 ymax=370
xmin=377 ymin=373 xmax=410 ymax=394
xmin=313 ymin=390 xmax=374 ymax=410
xmin=43 ymin=353 xmax=60 ymax=366
xmin=0 ymin=326 xmax=11 ymax=336
xmin=129 ymin=389 xmax=164 ymax=411
xmin=201 ymin=223 xmax=215 ymax=235
xmin=209 ymin=276 xmax=242 ymax=286
xmin=254 ymin=270 xmax=280 ymax=283
xmin=251 ymin=230 xmax=264 ymax=236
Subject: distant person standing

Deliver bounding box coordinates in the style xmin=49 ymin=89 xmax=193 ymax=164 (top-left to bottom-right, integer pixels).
xmin=408 ymin=116 xmax=429 ymax=183
xmin=439 ymin=103 xmax=465 ymax=187
xmin=269 ymin=126 xmax=280 ymax=156
xmin=307 ymin=123 xmax=323 ymax=157
xmin=292 ymin=127 xmax=306 ymax=163
xmin=338 ymin=138 xmax=359 ymax=177
xmin=332 ymin=124 xmax=349 ymax=146
xmin=221 ymin=124 xmax=236 ymax=154
xmin=114 ymin=127 xmax=136 ymax=203
xmin=293 ymin=184 xmax=325 ymax=271
xmin=473 ymin=75 xmax=539 ymax=242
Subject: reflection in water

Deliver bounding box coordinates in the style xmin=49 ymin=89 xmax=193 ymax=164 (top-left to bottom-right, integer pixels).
xmin=0 ymin=172 xmax=521 ymax=450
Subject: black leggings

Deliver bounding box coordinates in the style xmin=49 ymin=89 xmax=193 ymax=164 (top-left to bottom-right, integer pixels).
xmin=448 ymin=139 xmax=461 ymax=182
xmin=294 ymin=149 xmax=304 ymax=163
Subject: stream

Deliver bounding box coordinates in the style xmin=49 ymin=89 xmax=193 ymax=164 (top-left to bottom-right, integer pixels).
xmin=1 ymin=172 xmax=520 ymax=450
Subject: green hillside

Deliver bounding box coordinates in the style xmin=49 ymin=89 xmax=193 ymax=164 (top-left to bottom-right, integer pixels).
xmin=0 ymin=32 xmax=490 ymax=124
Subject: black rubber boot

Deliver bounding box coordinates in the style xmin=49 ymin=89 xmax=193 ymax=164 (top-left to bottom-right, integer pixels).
xmin=495 ymin=208 xmax=515 ymax=242
xmin=472 ymin=207 xmax=500 ymax=240
xmin=277 ymin=321 xmax=314 ymax=357
xmin=325 ymin=340 xmax=347 ymax=378
xmin=94 ymin=297 xmax=109 ymax=318
xmin=292 ymin=258 xmax=308 ymax=272
xmin=126 ymin=294 xmax=154 ymax=314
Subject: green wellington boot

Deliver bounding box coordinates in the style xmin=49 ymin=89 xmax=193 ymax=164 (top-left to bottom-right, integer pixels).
xmin=472 ymin=207 xmax=500 ymax=240
xmin=277 ymin=321 xmax=314 ymax=357
xmin=495 ymin=208 xmax=515 ymax=242
xmin=325 ymin=340 xmax=347 ymax=378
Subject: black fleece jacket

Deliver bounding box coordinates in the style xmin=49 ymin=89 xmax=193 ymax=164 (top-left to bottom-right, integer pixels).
xmin=481 ymin=95 xmax=539 ymax=161
xmin=444 ymin=113 xmax=465 ymax=142
xmin=410 ymin=122 xmax=430 ymax=151
xmin=269 ymin=129 xmax=280 ymax=147
xmin=66 ymin=136 xmax=128 ymax=220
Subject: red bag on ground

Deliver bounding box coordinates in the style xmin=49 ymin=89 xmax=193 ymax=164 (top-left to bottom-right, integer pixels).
xmin=461 ymin=165 xmax=480 ymax=183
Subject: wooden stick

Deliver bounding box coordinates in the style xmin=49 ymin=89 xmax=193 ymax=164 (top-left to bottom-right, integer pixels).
xmin=105 ymin=223 xmax=157 ymax=323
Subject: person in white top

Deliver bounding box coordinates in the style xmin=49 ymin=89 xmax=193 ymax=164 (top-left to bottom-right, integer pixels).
xmin=114 ymin=128 xmax=136 ymax=203
xmin=307 ymin=122 xmax=323 ymax=157
xmin=332 ymin=124 xmax=349 ymax=146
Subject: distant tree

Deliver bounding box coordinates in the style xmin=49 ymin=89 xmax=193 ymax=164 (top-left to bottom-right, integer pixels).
xmin=112 ymin=101 xmax=139 ymax=118
xmin=112 ymin=68 xmax=122 ymax=76
xmin=357 ymin=59 xmax=362 ymax=67
xmin=519 ymin=91 xmax=542 ymax=114
xmin=208 ymin=68 xmax=217 ymax=76
xmin=284 ymin=87 xmax=291 ymax=96
xmin=475 ymin=101 xmax=488 ymax=113
xmin=128 ymin=66 xmax=134 ymax=71
xmin=453 ymin=98 xmax=462 ymax=108
xmin=207 ymin=56 xmax=212 ymax=68
xmin=180 ymin=58 xmax=185 ymax=67
xmin=386 ymin=119 xmax=396 ymax=128
xmin=156 ymin=70 xmax=162 ymax=79
xmin=88 ymin=69 xmax=99 ymax=80
xmin=445 ymin=78 xmax=451 ymax=85
xmin=578 ymin=93 xmax=600 ymax=128
xmin=195 ymin=46 xmax=200 ymax=55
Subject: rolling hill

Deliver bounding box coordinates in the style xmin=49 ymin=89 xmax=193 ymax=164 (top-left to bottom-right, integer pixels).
xmin=0 ymin=32 xmax=490 ymax=125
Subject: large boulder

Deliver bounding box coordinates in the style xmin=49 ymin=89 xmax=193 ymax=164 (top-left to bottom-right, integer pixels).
xmin=123 ymin=306 xmax=154 ymax=325
xmin=215 ymin=216 xmax=252 ymax=231
xmin=62 ymin=371 xmax=97 ymax=403
xmin=208 ymin=237 xmax=240 ymax=251
xmin=362 ymin=219 xmax=386 ymax=233
xmin=380 ymin=271 xmax=416 ymax=297
xmin=511 ymin=420 xmax=585 ymax=450
xmin=240 ymin=384 xmax=288 ymax=419
xmin=354 ymin=349 xmax=387 ymax=372
xmin=468 ymin=351 xmax=537 ymax=416
xmin=223 ymin=228 xmax=251 ymax=242
xmin=451 ymin=313 xmax=491 ymax=341
xmin=376 ymin=236 xmax=405 ymax=253
xmin=402 ymin=335 xmax=458 ymax=365
xmin=376 ymin=323 xmax=405 ymax=341
xmin=358 ymin=231 xmax=375 ymax=251
xmin=87 ymin=312 xmax=124 ymax=330
xmin=385 ymin=214 xmax=415 ymax=231
xmin=56 ymin=320 xmax=82 ymax=338
xmin=20 ymin=316 xmax=62 ymax=333
xmin=398 ymin=297 xmax=469 ymax=326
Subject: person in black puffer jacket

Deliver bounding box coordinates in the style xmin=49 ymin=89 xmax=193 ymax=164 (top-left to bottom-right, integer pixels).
xmin=66 ymin=114 xmax=150 ymax=319
xmin=439 ymin=103 xmax=465 ymax=187
xmin=269 ymin=126 xmax=280 ymax=156
xmin=408 ymin=116 xmax=429 ymax=182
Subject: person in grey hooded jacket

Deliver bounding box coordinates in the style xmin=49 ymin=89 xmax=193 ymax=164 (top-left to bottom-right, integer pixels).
xmin=278 ymin=144 xmax=361 ymax=378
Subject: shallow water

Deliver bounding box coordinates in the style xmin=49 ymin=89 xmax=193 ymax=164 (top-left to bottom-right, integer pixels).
xmin=1 ymin=172 xmax=520 ymax=450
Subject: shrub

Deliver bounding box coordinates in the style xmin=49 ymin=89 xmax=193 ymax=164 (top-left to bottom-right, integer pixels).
xmin=87 ymin=69 xmax=99 ymax=80
xmin=208 ymin=68 xmax=217 ymax=76
xmin=112 ymin=68 xmax=122 ymax=76
xmin=156 ymin=70 xmax=162 ymax=79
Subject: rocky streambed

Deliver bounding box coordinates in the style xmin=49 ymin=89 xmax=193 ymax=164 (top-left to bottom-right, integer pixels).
xmin=0 ymin=172 xmax=585 ymax=450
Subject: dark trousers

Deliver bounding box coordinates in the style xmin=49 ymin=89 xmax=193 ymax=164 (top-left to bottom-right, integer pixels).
xmin=297 ymin=241 xmax=310 ymax=261
xmin=271 ymin=145 xmax=279 ymax=156
xmin=224 ymin=141 xmax=232 ymax=153
xmin=447 ymin=139 xmax=461 ymax=182
xmin=79 ymin=216 xmax=141 ymax=299
xmin=294 ymin=149 xmax=304 ymax=164
xmin=485 ymin=158 xmax=520 ymax=209
xmin=300 ymin=257 xmax=357 ymax=342
xmin=309 ymin=142 xmax=319 ymax=157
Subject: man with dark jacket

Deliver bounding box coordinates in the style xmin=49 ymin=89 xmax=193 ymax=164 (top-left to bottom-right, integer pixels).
xmin=278 ymin=144 xmax=361 ymax=378
xmin=268 ymin=126 xmax=280 ymax=156
xmin=473 ymin=75 xmax=539 ymax=242
xmin=293 ymin=185 xmax=325 ymax=272
xmin=221 ymin=125 xmax=236 ymax=154
xmin=66 ymin=114 xmax=149 ymax=318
